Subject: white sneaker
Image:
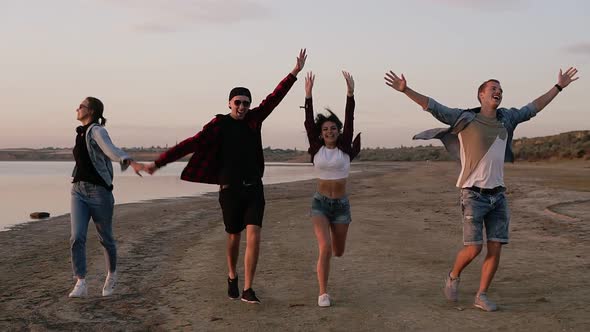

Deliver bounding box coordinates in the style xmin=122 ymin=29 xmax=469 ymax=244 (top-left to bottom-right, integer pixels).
xmin=68 ymin=279 xmax=88 ymax=298
xmin=102 ymin=271 xmax=117 ymax=297
xmin=474 ymin=293 xmax=498 ymax=312
xmin=318 ymin=293 xmax=331 ymax=307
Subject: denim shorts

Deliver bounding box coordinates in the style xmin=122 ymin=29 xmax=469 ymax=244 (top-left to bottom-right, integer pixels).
xmin=310 ymin=192 xmax=352 ymax=224
xmin=460 ymin=188 xmax=510 ymax=245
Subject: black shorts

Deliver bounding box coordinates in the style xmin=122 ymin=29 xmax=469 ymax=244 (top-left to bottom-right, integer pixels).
xmin=218 ymin=182 xmax=265 ymax=234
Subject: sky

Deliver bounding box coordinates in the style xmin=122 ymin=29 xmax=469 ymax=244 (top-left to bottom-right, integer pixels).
xmin=0 ymin=0 xmax=588 ymax=149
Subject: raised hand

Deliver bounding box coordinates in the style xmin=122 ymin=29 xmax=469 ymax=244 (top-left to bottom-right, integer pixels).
xmin=342 ymin=71 xmax=354 ymax=96
xmin=384 ymin=71 xmax=407 ymax=93
xmin=305 ymin=71 xmax=315 ymax=98
xmin=557 ymin=67 xmax=579 ymax=89
xmin=291 ymin=48 xmax=307 ymax=76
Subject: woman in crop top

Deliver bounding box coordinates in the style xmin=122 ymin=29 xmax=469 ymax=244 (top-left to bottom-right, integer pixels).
xmin=303 ymin=71 xmax=361 ymax=307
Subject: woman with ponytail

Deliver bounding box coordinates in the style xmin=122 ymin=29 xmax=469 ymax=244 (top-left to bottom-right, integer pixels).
xmin=68 ymin=96 xmax=143 ymax=298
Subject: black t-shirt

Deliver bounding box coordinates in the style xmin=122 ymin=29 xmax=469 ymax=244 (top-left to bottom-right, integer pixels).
xmin=72 ymin=124 xmax=111 ymax=189
xmin=218 ymin=115 xmax=262 ymax=184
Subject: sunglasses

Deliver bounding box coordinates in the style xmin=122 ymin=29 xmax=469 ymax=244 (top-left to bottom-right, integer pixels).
xmin=77 ymin=104 xmax=90 ymax=110
xmin=233 ymin=100 xmax=251 ymax=107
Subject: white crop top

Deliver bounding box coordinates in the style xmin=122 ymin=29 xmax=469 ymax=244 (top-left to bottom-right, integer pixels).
xmin=313 ymin=146 xmax=350 ymax=180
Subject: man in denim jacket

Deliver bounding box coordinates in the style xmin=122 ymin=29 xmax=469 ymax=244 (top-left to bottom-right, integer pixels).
xmin=384 ymin=67 xmax=579 ymax=311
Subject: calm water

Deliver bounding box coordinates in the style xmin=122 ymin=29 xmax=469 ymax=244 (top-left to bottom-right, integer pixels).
xmin=0 ymin=161 xmax=315 ymax=231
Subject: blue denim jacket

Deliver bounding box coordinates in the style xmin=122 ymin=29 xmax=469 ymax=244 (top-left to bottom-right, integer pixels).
xmin=413 ymin=98 xmax=538 ymax=162
xmin=71 ymin=124 xmax=131 ymax=187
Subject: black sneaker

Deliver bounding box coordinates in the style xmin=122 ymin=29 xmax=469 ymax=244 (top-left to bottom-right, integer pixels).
xmin=241 ymin=288 xmax=261 ymax=304
xmin=227 ymin=276 xmax=239 ymax=300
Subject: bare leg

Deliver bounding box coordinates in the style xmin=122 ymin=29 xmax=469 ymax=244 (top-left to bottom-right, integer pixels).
xmin=330 ymin=224 xmax=350 ymax=257
xmin=450 ymin=244 xmax=483 ymax=278
xmin=243 ymin=225 xmax=261 ymax=290
xmin=478 ymin=241 xmax=502 ymax=294
xmin=312 ymin=215 xmax=332 ymax=295
xmin=227 ymin=232 xmax=241 ymax=279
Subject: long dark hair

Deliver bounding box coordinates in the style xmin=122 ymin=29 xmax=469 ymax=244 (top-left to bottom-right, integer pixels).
xmin=315 ymin=108 xmax=343 ymax=136
xmin=86 ymin=96 xmax=107 ymax=126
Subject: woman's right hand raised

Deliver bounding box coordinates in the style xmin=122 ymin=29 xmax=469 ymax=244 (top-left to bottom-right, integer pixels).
xmin=342 ymin=71 xmax=354 ymax=96
xmin=305 ymin=71 xmax=315 ymax=98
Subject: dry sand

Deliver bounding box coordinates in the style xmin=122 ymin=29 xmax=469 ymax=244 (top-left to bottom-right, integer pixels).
xmin=1 ymin=161 xmax=589 ymax=331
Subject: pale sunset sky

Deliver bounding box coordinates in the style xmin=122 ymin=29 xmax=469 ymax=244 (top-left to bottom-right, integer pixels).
xmin=1 ymin=0 xmax=588 ymax=149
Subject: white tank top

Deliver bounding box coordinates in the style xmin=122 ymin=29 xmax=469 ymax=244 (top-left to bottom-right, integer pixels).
xmin=313 ymin=146 xmax=350 ymax=180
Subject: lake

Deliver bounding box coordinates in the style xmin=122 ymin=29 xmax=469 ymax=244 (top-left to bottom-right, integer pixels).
xmin=0 ymin=161 xmax=315 ymax=231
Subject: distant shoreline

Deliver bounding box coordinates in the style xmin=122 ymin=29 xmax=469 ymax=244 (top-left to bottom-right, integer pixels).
xmin=1 ymin=130 xmax=588 ymax=162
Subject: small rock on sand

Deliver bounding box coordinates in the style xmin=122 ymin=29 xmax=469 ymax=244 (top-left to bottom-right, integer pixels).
xmin=30 ymin=212 xmax=50 ymax=219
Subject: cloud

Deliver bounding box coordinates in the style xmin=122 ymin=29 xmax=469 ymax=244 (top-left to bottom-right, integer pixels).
xmin=423 ymin=0 xmax=527 ymax=11
xmin=565 ymin=43 xmax=590 ymax=55
xmin=98 ymin=0 xmax=272 ymax=33
xmin=134 ymin=23 xmax=180 ymax=34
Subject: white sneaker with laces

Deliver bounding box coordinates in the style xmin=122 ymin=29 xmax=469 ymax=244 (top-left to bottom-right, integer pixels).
xmin=474 ymin=292 xmax=498 ymax=312
xmin=102 ymin=271 xmax=117 ymax=297
xmin=68 ymin=279 xmax=88 ymax=298
xmin=318 ymin=293 xmax=331 ymax=307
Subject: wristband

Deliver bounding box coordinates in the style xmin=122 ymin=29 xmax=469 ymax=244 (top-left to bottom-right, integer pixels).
xmin=554 ymin=84 xmax=563 ymax=92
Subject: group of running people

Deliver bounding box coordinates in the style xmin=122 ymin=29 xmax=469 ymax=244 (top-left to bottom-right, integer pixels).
xmin=66 ymin=49 xmax=579 ymax=311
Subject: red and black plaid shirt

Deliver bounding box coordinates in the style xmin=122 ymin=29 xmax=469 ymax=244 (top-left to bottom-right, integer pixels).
xmin=155 ymin=73 xmax=297 ymax=184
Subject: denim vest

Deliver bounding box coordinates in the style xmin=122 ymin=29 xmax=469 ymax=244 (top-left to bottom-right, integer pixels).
xmin=71 ymin=124 xmax=131 ymax=186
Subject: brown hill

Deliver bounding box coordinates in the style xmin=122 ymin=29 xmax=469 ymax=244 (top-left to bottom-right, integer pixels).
xmin=0 ymin=131 xmax=587 ymax=162
xmin=512 ymin=130 xmax=589 ymax=161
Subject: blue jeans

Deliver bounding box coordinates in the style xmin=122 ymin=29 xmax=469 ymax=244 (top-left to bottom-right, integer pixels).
xmin=70 ymin=182 xmax=116 ymax=278
xmin=460 ymin=188 xmax=510 ymax=245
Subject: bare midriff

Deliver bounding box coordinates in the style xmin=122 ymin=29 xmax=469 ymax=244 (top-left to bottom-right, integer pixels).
xmin=317 ymin=178 xmax=347 ymax=199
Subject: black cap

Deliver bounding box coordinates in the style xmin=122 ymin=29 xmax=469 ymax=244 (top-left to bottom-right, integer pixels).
xmin=229 ymin=87 xmax=251 ymax=101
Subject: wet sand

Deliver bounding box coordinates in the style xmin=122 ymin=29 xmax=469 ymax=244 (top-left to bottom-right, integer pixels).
xmin=1 ymin=161 xmax=589 ymax=331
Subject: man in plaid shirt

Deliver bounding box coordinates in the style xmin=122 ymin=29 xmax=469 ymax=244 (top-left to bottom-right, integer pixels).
xmin=144 ymin=49 xmax=307 ymax=304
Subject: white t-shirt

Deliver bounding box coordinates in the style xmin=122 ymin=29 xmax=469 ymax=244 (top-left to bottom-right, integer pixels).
xmin=313 ymin=146 xmax=350 ymax=180
xmin=457 ymin=114 xmax=508 ymax=188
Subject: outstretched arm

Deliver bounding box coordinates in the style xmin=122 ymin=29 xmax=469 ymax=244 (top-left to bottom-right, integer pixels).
xmin=384 ymin=71 xmax=429 ymax=110
xmin=304 ymin=71 xmax=320 ymax=147
xmin=92 ymin=126 xmax=131 ymax=163
xmin=342 ymin=71 xmax=355 ymax=144
xmin=305 ymin=71 xmax=314 ymax=99
xmin=532 ymin=67 xmax=579 ymax=113
xmin=251 ymin=49 xmax=307 ymax=123
xmin=343 ymin=71 xmax=354 ymax=97
xmin=92 ymin=126 xmax=144 ymax=177
xmin=385 ymin=70 xmax=462 ymax=125
xmin=291 ymin=48 xmax=307 ymax=77
xmin=145 ymin=116 xmax=222 ymax=174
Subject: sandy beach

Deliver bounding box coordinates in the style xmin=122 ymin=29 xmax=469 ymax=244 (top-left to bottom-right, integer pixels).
xmin=1 ymin=161 xmax=589 ymax=331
